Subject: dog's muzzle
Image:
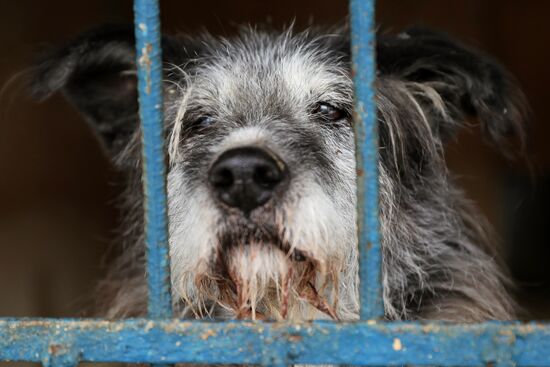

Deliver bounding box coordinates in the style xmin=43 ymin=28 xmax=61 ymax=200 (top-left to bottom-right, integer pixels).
xmin=208 ymin=146 xmax=288 ymax=214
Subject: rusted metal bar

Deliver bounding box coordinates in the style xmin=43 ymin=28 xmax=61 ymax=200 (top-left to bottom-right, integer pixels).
xmin=1 ymin=319 xmax=549 ymax=366
xmin=134 ymin=0 xmax=172 ymax=320
xmin=350 ymin=0 xmax=384 ymax=320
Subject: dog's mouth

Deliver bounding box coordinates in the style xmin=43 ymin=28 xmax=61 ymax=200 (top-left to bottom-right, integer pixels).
xmin=198 ymin=220 xmax=340 ymax=321
xmin=215 ymin=214 xmax=308 ymax=264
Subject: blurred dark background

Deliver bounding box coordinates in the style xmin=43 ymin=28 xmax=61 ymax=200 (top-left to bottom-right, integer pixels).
xmin=0 ymin=1 xmax=549 ymax=319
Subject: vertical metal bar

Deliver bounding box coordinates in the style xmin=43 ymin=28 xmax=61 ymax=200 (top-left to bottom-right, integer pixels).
xmin=134 ymin=0 xmax=172 ymax=319
xmin=350 ymin=0 xmax=384 ymax=320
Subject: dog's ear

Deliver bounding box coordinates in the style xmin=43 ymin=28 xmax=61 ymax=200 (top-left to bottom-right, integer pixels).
xmin=32 ymin=25 xmax=140 ymax=149
xmin=376 ymin=28 xmax=527 ymax=149
xmin=32 ymin=25 xmax=194 ymax=151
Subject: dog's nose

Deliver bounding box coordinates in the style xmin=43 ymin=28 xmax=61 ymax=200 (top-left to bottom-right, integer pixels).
xmin=209 ymin=147 xmax=288 ymax=213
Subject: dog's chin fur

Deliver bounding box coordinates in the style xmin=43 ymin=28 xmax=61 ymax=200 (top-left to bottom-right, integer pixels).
xmin=204 ymin=244 xmax=338 ymax=321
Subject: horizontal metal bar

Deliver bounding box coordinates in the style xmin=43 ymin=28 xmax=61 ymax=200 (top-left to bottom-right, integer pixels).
xmin=349 ymin=0 xmax=384 ymax=320
xmin=1 ymin=318 xmax=549 ymax=366
xmin=133 ymin=0 xmax=172 ymax=319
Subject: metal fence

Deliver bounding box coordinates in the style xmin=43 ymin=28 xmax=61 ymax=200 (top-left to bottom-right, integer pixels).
xmin=1 ymin=0 xmax=549 ymax=366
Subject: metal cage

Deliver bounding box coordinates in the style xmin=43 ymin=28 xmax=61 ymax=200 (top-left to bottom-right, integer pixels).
xmin=1 ymin=0 xmax=549 ymax=366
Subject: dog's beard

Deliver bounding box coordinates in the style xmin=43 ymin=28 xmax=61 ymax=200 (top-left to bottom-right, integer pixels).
xmin=168 ymin=170 xmax=357 ymax=321
xmin=193 ymin=215 xmax=341 ymax=321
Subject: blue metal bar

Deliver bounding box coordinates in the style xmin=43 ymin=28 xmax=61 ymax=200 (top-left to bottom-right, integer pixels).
xmin=1 ymin=319 xmax=549 ymax=366
xmin=350 ymin=0 xmax=384 ymax=320
xmin=133 ymin=0 xmax=172 ymax=319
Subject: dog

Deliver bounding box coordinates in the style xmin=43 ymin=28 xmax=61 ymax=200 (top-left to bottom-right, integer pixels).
xmin=31 ymin=24 xmax=526 ymax=322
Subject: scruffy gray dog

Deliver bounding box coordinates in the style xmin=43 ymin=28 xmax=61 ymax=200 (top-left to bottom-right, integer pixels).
xmin=33 ymin=25 xmax=525 ymax=322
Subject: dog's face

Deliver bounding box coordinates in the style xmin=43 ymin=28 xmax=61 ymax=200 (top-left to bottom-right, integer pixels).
xmin=164 ymin=31 xmax=357 ymax=320
xmin=33 ymin=26 xmax=525 ymax=321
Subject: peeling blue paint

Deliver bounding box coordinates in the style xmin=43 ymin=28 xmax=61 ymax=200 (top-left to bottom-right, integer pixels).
xmin=350 ymin=0 xmax=384 ymax=320
xmin=134 ymin=0 xmax=172 ymax=319
xmin=1 ymin=319 xmax=550 ymax=366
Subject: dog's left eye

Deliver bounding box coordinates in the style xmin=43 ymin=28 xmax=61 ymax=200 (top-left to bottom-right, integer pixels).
xmin=193 ymin=116 xmax=216 ymax=128
xmin=312 ymin=102 xmax=345 ymax=121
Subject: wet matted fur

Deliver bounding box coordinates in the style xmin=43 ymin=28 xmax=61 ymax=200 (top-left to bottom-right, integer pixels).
xmin=32 ymin=25 xmax=526 ymax=322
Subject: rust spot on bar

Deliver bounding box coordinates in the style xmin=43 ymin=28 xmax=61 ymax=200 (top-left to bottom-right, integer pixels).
xmin=138 ymin=43 xmax=153 ymax=94
xmin=422 ymin=323 xmax=441 ymax=333
xmin=287 ymin=334 xmax=302 ymax=342
xmin=48 ymin=344 xmax=64 ymax=355
xmin=201 ymin=329 xmax=217 ymax=340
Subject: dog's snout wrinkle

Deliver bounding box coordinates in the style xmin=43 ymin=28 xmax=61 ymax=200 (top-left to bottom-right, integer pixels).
xmin=209 ymin=147 xmax=288 ymax=214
